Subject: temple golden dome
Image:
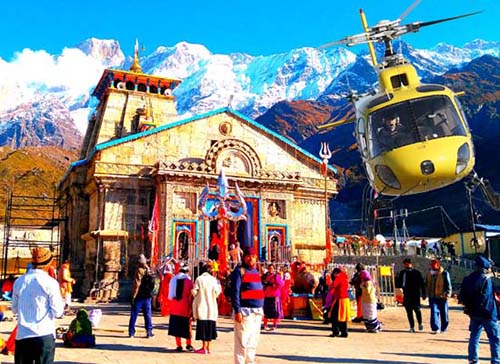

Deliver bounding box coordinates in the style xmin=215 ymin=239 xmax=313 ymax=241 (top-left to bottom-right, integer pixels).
xmin=130 ymin=38 xmax=142 ymax=73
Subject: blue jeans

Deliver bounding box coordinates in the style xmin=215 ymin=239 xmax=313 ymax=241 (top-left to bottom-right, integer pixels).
xmin=468 ymin=317 xmax=500 ymax=364
xmin=429 ymin=297 xmax=449 ymax=332
xmin=128 ymin=297 xmax=153 ymax=336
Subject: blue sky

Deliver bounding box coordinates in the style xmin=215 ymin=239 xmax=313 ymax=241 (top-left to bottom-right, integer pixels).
xmin=1 ymin=0 xmax=498 ymax=59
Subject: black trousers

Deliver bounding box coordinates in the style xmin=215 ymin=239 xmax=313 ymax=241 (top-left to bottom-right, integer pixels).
xmin=15 ymin=334 xmax=55 ymax=364
xmin=331 ymin=301 xmax=348 ymax=336
xmin=404 ymin=303 xmax=422 ymax=328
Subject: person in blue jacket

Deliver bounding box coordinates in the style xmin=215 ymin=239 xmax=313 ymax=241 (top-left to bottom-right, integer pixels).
xmin=460 ymin=255 xmax=500 ymax=364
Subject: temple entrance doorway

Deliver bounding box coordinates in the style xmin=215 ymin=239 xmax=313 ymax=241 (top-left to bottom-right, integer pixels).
xmin=207 ymin=197 xmax=260 ymax=257
xmin=264 ymin=225 xmax=289 ymax=262
xmin=172 ymin=221 xmax=197 ymax=260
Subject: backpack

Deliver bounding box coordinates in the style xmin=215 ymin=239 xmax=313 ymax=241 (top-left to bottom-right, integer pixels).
xmin=224 ymin=266 xmax=246 ymax=303
xmin=138 ymin=271 xmax=157 ymax=298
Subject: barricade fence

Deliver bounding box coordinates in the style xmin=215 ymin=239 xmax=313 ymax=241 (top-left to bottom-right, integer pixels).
xmin=327 ymin=263 xmax=396 ymax=308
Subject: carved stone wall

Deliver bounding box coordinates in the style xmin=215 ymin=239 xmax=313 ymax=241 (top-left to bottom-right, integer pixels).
xmin=61 ymin=108 xmax=339 ymax=302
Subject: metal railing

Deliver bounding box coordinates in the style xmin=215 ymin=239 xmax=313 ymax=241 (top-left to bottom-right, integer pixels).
xmin=328 ymin=263 xmax=396 ymax=307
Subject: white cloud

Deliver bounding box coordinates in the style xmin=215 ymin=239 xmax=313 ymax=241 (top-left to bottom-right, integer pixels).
xmin=0 ymin=47 xmax=104 ymax=115
xmin=8 ymin=48 xmax=101 ymax=90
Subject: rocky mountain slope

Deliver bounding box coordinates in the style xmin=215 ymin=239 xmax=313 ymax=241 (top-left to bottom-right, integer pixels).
xmin=0 ymin=96 xmax=81 ymax=150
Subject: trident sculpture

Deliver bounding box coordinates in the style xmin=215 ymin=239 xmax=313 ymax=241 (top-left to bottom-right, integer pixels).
xmin=319 ymin=142 xmax=333 ymax=264
xmin=319 ymin=142 xmax=332 ymax=171
xmin=198 ymin=169 xmax=247 ymax=273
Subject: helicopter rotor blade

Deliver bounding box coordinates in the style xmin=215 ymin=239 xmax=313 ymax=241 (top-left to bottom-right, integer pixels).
xmin=398 ymin=0 xmax=422 ymax=22
xmin=319 ymin=39 xmax=345 ymax=49
xmin=319 ymin=10 xmax=481 ymax=50
xmin=402 ymin=11 xmax=482 ymax=34
xmin=320 ymin=32 xmax=376 ymax=49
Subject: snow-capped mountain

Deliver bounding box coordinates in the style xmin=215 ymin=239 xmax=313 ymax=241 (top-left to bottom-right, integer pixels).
xmin=0 ymin=37 xmax=498 ymax=138
xmin=0 ymin=96 xmax=81 ymax=150
xmin=76 ymin=38 xmax=125 ymax=67
xmin=138 ymin=42 xmax=356 ymax=118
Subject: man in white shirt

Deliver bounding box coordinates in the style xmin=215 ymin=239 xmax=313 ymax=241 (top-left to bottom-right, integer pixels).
xmin=12 ymin=247 xmax=64 ymax=364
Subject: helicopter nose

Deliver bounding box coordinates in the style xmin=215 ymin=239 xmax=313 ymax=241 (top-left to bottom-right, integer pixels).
xmin=420 ymin=160 xmax=435 ymax=175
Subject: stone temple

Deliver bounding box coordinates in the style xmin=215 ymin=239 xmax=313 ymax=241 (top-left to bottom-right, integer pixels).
xmin=57 ymin=45 xmax=338 ymax=300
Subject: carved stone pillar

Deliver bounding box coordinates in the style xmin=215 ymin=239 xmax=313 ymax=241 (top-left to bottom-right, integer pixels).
xmin=100 ymin=239 xmax=122 ymax=300
xmin=81 ymin=235 xmax=97 ymax=297
xmin=81 ymin=230 xmax=127 ymax=302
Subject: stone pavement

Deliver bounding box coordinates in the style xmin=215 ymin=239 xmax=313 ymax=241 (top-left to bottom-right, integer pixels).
xmin=0 ymin=301 xmax=494 ymax=364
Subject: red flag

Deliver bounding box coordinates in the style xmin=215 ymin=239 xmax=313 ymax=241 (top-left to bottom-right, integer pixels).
xmin=325 ymin=228 xmax=332 ymax=264
xmin=321 ymin=162 xmax=327 ymax=176
xmin=148 ymin=193 xmax=160 ymax=267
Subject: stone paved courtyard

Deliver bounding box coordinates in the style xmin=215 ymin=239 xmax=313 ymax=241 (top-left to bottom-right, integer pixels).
xmin=0 ymin=301 xmax=492 ymax=364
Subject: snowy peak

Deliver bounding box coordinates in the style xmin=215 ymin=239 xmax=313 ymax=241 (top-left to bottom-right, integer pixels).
xmin=463 ymin=39 xmax=500 ymax=58
xmin=0 ymin=96 xmax=82 ymax=150
xmin=76 ymin=38 xmax=125 ymax=67
xmin=0 ymin=37 xmax=498 ymax=139
xmin=141 ymin=41 xmax=212 ymax=79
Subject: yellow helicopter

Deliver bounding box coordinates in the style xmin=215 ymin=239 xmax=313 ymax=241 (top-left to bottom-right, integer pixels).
xmin=319 ymin=3 xmax=481 ymax=197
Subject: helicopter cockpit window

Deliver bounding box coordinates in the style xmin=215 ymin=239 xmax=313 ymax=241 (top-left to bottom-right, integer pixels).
xmin=369 ymin=95 xmax=466 ymax=157
xmin=391 ymin=73 xmax=409 ymax=89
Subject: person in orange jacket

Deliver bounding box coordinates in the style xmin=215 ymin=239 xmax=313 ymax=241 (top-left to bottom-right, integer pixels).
xmin=58 ymin=260 xmax=76 ymax=312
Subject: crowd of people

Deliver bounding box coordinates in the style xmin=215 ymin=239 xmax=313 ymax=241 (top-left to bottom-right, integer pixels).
xmin=127 ymin=250 xmax=471 ymax=364
xmin=332 ymin=235 xmax=459 ymax=261
xmin=4 ymin=243 xmax=500 ymax=364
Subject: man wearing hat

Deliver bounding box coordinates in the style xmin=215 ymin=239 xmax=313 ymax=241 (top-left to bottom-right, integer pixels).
xmin=396 ymin=258 xmax=426 ymax=332
xmin=459 ymin=256 xmax=500 ymax=364
xmin=128 ymin=254 xmax=155 ymax=338
xmin=12 ymin=247 xmax=64 ymax=364
xmin=230 ymin=246 xmax=264 ymax=364
xmin=425 ymin=259 xmax=452 ymax=334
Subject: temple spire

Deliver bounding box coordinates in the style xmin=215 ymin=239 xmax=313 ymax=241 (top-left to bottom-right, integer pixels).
xmin=130 ymin=38 xmax=143 ymax=73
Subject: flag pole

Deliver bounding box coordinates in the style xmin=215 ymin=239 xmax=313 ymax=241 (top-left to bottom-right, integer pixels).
xmin=319 ymin=142 xmax=333 ymax=265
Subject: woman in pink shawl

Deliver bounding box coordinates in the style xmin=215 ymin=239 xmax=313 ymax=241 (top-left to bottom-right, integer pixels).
xmin=262 ymin=264 xmax=284 ymax=331
xmin=360 ymin=270 xmax=382 ymax=333
xmin=168 ymin=264 xmax=195 ymax=351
